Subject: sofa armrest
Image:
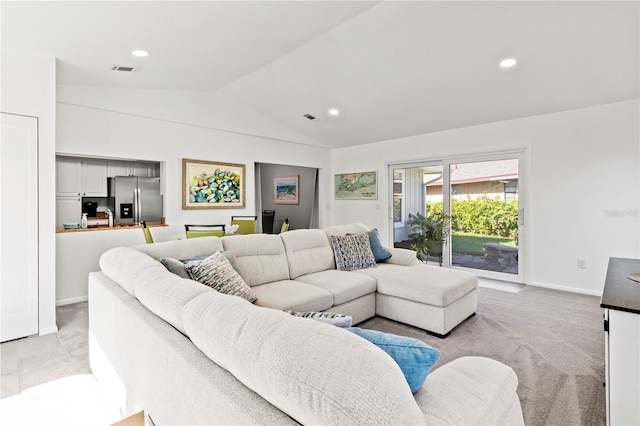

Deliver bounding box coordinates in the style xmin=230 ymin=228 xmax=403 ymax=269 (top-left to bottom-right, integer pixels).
xmin=383 ymin=247 xmax=419 ymax=266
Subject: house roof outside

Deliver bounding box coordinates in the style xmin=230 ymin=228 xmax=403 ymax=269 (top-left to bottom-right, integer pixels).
xmin=425 ymin=159 xmax=518 ymax=186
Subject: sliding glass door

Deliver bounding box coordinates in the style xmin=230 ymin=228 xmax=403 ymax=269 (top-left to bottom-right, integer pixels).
xmin=390 ymin=151 xmax=524 ymax=282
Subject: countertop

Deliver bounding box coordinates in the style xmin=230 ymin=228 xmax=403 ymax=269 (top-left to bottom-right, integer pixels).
xmin=600 ymin=257 xmax=640 ymax=314
xmin=56 ymin=222 xmax=167 ymax=233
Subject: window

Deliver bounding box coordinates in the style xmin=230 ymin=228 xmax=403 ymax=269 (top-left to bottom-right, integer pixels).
xmin=393 ymin=170 xmax=404 ymax=224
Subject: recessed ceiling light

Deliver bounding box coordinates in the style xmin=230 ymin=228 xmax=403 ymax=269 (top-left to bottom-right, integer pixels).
xmin=131 ymin=50 xmax=150 ymax=57
xmin=328 ymin=108 xmax=340 ymax=116
xmin=499 ymin=58 xmax=517 ymax=69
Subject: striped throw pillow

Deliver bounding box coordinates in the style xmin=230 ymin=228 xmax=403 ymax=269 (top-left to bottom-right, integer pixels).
xmin=186 ymin=251 xmax=257 ymax=303
xmin=331 ymin=233 xmax=376 ymax=271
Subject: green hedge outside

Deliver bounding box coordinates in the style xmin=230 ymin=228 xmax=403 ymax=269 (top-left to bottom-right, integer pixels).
xmin=426 ymin=196 xmax=518 ymax=240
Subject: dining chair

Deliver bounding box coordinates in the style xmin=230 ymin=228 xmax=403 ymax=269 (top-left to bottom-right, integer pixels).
xmin=280 ymin=218 xmax=290 ymax=233
xmin=230 ymin=215 xmax=257 ymax=235
xmin=184 ymin=224 xmax=226 ymax=239
xmin=261 ymin=210 xmax=275 ymax=234
xmin=142 ymin=221 xmax=154 ymax=244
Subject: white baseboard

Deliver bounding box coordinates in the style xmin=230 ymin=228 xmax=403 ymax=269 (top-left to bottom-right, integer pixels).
xmin=39 ymin=325 xmax=59 ymax=336
xmin=56 ymin=295 xmax=88 ymax=306
xmin=529 ymin=280 xmax=602 ymax=297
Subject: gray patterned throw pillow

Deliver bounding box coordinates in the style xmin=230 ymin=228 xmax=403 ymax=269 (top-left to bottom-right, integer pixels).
xmin=331 ymin=233 xmax=376 ymax=271
xmin=186 ymin=251 xmax=257 ymax=303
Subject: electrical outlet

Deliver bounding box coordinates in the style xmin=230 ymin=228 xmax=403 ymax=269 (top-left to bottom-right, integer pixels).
xmin=577 ymin=258 xmax=586 ymax=269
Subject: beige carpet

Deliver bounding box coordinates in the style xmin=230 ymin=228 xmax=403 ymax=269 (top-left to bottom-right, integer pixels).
xmin=360 ymin=284 xmax=605 ymax=426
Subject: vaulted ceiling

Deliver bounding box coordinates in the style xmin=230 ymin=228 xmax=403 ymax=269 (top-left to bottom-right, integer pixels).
xmin=3 ymin=1 xmax=638 ymax=148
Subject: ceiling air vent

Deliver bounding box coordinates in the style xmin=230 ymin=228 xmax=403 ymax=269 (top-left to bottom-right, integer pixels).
xmin=303 ymin=113 xmax=317 ymax=121
xmin=111 ymin=65 xmax=136 ymax=72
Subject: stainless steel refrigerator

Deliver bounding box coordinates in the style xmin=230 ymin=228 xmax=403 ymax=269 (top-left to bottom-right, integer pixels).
xmin=108 ymin=176 xmax=162 ymax=224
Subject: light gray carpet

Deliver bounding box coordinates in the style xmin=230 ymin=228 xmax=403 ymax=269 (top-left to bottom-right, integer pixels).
xmin=2 ymin=287 xmax=605 ymax=425
xmin=360 ymin=285 xmax=605 ymax=426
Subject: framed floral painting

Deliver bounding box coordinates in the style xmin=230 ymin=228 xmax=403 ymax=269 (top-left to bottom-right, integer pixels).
xmin=182 ymin=159 xmax=245 ymax=209
xmin=273 ymin=175 xmax=299 ymax=205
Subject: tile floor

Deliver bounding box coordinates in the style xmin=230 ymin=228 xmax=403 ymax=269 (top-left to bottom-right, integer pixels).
xmin=1 ymin=302 xmax=91 ymax=399
xmin=0 ymin=302 xmax=122 ymax=425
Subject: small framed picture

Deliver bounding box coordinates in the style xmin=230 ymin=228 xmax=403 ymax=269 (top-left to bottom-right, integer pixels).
xmin=274 ymin=175 xmax=299 ymax=205
xmin=182 ymin=159 xmax=245 ymax=209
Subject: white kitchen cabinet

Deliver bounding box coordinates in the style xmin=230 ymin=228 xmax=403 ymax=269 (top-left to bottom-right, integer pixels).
xmin=131 ymin=163 xmax=155 ymax=177
xmin=82 ymin=160 xmax=108 ymax=196
xmin=107 ymin=160 xmax=131 ymax=177
xmin=56 ymin=156 xmax=82 ymax=197
xmin=108 ymin=161 xmax=157 ymax=177
xmin=56 ymin=196 xmax=82 ymax=225
xmin=57 ymin=156 xmax=107 ymax=197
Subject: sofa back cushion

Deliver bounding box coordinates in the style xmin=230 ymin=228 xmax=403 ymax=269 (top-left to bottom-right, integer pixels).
xmin=134 ymin=236 xmax=224 ymax=261
xmin=323 ymin=222 xmax=370 ymax=238
xmin=100 ymin=247 xmax=211 ymax=334
xmin=221 ymin=234 xmax=290 ymax=286
xmin=182 ymin=291 xmax=425 ymax=425
xmin=280 ymin=229 xmax=336 ymax=279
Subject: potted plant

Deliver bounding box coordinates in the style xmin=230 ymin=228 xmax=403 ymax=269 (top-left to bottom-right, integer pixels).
xmin=407 ymin=211 xmax=451 ymax=263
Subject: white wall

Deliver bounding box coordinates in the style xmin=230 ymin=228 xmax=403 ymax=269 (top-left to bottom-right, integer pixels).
xmin=331 ymin=100 xmax=640 ymax=295
xmin=55 ymin=86 xmax=332 ymax=303
xmin=56 ymin=86 xmax=332 ymax=229
xmin=1 ymin=54 xmax=58 ymax=335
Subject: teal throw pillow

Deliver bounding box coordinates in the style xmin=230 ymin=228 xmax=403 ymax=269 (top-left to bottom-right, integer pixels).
xmin=181 ymin=251 xmax=242 ymax=274
xmin=160 ymin=257 xmax=191 ymax=279
xmin=366 ymin=228 xmax=392 ymax=262
xmin=346 ymin=228 xmax=392 ymax=262
xmin=347 ymin=327 xmax=440 ymax=393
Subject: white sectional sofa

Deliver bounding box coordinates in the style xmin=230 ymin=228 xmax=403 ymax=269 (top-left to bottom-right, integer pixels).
xmin=89 ymin=223 xmax=523 ymax=424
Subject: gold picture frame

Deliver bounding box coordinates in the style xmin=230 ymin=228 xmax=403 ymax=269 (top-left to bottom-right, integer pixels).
xmin=182 ymin=159 xmax=245 ymax=209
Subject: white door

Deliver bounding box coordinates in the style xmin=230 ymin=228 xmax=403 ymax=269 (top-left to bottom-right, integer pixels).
xmin=1 ymin=113 xmax=39 ymax=342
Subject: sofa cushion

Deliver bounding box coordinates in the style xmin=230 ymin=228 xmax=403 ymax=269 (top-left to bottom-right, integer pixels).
xmin=182 ymin=291 xmax=426 ymax=425
xmin=331 ymin=233 xmax=376 ymax=271
xmin=186 ymin=252 xmax=258 ymax=303
xmin=251 ymin=280 xmax=333 ymax=312
xmin=347 ymin=327 xmax=440 ymax=393
xmin=221 ymin=234 xmax=290 ymax=287
xmin=323 ymin=222 xmax=370 ymax=237
xmin=416 ymin=356 xmax=523 ymax=425
xmin=100 ymin=247 xmax=164 ymax=297
xmin=280 ymin=229 xmax=336 ymax=279
xmin=295 ymin=269 xmax=377 ymax=305
xmin=134 ymin=236 xmax=224 ymax=261
xmin=356 ymin=263 xmax=477 ymax=307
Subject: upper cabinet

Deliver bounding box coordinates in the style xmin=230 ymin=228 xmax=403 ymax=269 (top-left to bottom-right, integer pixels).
xmin=108 ymin=161 xmax=159 ymax=177
xmin=56 ymin=157 xmax=82 ymax=197
xmin=82 ymin=160 xmax=108 ymax=196
xmin=57 ymin=157 xmax=108 ymax=197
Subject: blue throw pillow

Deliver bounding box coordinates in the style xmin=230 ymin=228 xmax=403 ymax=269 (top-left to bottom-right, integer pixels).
xmin=346 ymin=228 xmax=392 ymax=262
xmin=347 ymin=327 xmax=440 ymax=393
xmin=367 ymin=228 xmax=392 ymax=262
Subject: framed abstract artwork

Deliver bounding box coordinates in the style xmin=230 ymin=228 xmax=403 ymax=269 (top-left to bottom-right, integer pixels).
xmin=182 ymin=159 xmax=245 ymax=209
xmin=334 ymin=171 xmax=377 ymax=200
xmin=274 ymin=175 xmax=299 ymax=205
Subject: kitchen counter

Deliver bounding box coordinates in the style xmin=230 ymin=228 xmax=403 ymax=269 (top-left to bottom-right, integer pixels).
xmin=600 ymin=257 xmax=640 ymax=314
xmin=56 ymin=223 xmax=167 ymax=233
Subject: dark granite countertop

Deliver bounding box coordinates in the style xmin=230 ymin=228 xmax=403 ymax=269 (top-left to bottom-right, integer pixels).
xmin=600 ymin=257 xmax=640 ymax=314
